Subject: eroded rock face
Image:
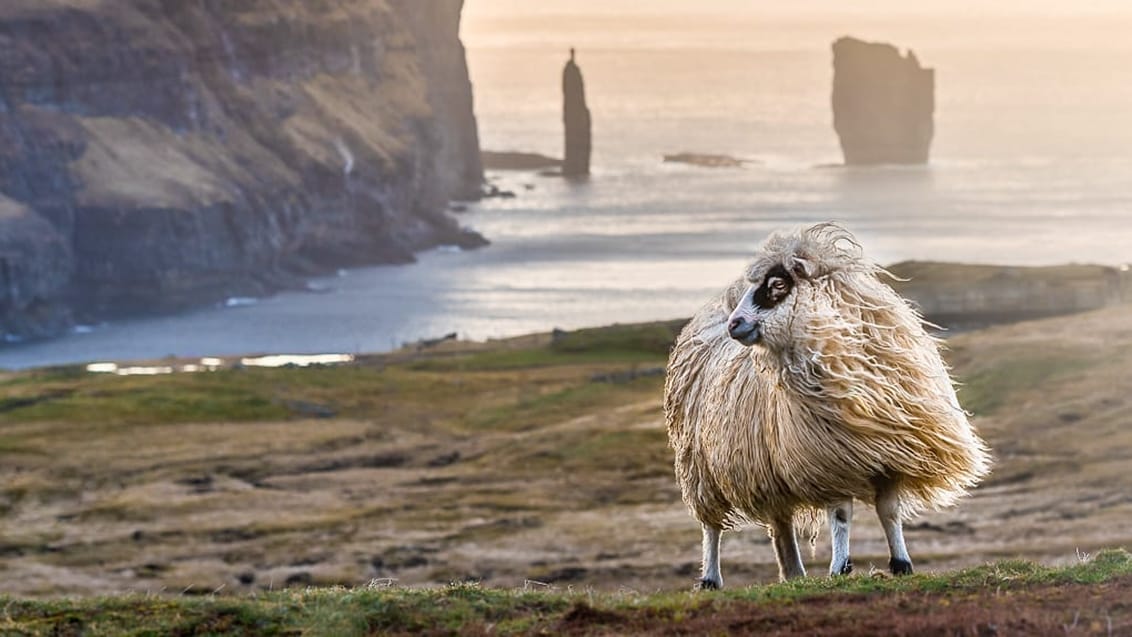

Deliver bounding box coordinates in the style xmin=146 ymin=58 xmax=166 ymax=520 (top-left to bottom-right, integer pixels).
xmin=832 ymin=36 xmax=934 ymax=165
xmin=389 ymin=0 xmax=484 ymax=201
xmin=0 ymin=196 xmax=72 ymax=340
xmin=0 ymin=0 xmax=484 ymax=338
xmin=562 ymin=49 xmax=591 ymax=177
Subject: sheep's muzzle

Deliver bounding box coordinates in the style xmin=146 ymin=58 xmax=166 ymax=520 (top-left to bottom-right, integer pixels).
xmin=727 ymin=316 xmax=761 ymax=346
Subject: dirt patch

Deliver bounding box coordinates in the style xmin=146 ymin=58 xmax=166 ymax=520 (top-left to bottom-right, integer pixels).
xmin=548 ymin=577 xmax=1132 ymax=636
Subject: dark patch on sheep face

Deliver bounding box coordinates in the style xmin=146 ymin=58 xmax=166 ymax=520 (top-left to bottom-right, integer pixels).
xmin=728 ymin=264 xmax=796 ymax=346
xmin=751 ymin=264 xmax=794 ymax=310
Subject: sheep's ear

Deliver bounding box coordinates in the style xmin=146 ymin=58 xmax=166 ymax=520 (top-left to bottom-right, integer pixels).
xmin=790 ymin=256 xmax=814 ymax=280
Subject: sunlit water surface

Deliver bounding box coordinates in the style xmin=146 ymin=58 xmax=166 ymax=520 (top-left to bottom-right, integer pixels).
xmin=3 ymin=12 xmax=1131 ymax=369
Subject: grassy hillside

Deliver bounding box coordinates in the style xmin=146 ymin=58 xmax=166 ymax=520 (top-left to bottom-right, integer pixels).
xmin=0 ymin=304 xmax=1131 ymax=627
xmin=3 ymin=549 xmax=1130 ymax=635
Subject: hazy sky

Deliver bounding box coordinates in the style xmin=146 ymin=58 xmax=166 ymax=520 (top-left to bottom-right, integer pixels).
xmin=467 ymin=0 xmax=1132 ymax=17
xmin=463 ymin=1 xmax=1132 ymax=51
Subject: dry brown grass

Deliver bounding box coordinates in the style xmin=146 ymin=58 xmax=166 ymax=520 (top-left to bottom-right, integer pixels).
xmin=0 ymin=309 xmax=1130 ymax=597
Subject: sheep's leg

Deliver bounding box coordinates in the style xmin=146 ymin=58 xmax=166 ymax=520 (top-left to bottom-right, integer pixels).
xmin=697 ymin=524 xmax=723 ymax=590
xmin=827 ymin=500 xmax=854 ymax=576
xmin=876 ymin=486 xmax=914 ymax=575
xmin=770 ymin=517 xmax=806 ymax=580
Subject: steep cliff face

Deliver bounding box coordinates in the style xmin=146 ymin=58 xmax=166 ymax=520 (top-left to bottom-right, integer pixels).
xmin=0 ymin=195 xmax=72 ymax=339
xmin=832 ymin=36 xmax=934 ymax=165
xmin=0 ymin=0 xmax=484 ymax=337
xmin=389 ymin=0 xmax=483 ymax=201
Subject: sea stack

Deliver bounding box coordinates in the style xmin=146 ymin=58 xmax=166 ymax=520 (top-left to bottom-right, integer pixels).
xmin=831 ymin=36 xmax=934 ymax=165
xmin=562 ymin=48 xmax=592 ymax=177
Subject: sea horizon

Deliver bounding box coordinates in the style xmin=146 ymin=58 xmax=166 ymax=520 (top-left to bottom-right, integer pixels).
xmin=2 ymin=9 xmax=1131 ymax=369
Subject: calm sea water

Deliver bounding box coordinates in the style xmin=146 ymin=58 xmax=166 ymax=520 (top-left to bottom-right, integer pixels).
xmin=3 ymin=10 xmax=1131 ymax=369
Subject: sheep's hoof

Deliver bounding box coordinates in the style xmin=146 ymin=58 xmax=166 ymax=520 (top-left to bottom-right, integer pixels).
xmin=831 ymin=557 xmax=853 ymax=576
xmin=889 ymin=558 xmax=914 ymax=575
xmin=695 ymin=578 xmax=721 ymax=591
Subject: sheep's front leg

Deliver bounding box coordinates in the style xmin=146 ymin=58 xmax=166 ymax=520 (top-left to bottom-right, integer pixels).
xmin=696 ymin=524 xmax=724 ymax=590
xmin=828 ymin=500 xmax=853 ymax=576
xmin=770 ymin=517 xmax=806 ymax=580
xmin=876 ymin=486 xmax=914 ymax=575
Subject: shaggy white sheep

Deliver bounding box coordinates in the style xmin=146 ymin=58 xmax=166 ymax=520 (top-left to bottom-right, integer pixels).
xmin=664 ymin=223 xmax=991 ymax=588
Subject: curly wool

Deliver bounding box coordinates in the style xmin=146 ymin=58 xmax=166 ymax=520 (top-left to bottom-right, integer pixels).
xmin=665 ymin=223 xmax=991 ymax=532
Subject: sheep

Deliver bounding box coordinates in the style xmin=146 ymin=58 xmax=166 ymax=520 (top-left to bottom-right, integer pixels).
xmin=664 ymin=223 xmax=991 ymax=588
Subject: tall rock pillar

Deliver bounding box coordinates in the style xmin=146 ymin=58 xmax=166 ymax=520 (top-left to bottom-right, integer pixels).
xmin=832 ymin=36 xmax=934 ymax=164
xmin=562 ymin=48 xmax=592 ymax=177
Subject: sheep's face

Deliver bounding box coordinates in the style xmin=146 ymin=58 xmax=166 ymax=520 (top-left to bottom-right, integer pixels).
xmin=726 ymin=261 xmax=800 ymax=349
xmin=729 ymin=224 xmax=867 ymax=352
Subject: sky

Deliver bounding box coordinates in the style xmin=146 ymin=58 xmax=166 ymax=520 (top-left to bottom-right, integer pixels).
xmin=466 ymin=1 xmax=1132 ymax=17
xmin=463 ymin=1 xmax=1132 ymax=52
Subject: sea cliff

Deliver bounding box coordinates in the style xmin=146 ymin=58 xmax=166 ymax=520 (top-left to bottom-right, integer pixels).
xmin=0 ymin=0 xmax=483 ymax=340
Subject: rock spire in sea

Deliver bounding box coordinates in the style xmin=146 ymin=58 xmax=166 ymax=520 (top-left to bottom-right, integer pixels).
xmin=562 ymin=48 xmax=592 ymax=177
xmin=831 ymin=36 xmax=934 ymax=164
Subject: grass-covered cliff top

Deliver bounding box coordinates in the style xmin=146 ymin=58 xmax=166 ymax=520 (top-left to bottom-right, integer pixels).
xmin=1 ymin=302 xmax=1131 ymax=633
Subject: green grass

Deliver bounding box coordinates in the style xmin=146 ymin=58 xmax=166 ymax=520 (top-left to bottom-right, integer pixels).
xmin=463 ymin=376 xmax=660 ymax=433
xmin=406 ymin=347 xmax=665 ymax=372
xmin=1 ymin=550 xmax=1128 ymax=636
xmin=726 ymin=548 xmax=1132 ymax=600
xmin=548 ymin=320 xmax=685 ymax=356
xmin=5 ymin=316 xmax=1094 ymax=429
xmin=405 ymin=320 xmax=682 ymax=373
xmin=0 ymin=369 xmax=293 ymax=426
xmin=0 ymin=321 xmax=680 ymax=429
xmin=957 ymin=351 xmax=1102 ymax=415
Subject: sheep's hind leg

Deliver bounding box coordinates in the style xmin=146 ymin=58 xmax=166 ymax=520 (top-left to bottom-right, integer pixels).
xmin=827 ymin=500 xmax=853 ymax=576
xmin=770 ymin=517 xmax=806 ymax=581
xmin=696 ymin=524 xmax=723 ymax=590
xmin=876 ymin=485 xmax=914 ymax=575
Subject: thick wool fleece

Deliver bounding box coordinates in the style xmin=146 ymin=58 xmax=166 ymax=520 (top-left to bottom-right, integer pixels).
xmin=664 ymin=223 xmax=991 ymax=532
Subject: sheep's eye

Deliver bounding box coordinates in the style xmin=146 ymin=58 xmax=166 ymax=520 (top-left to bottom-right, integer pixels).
xmin=752 ymin=266 xmax=793 ymax=309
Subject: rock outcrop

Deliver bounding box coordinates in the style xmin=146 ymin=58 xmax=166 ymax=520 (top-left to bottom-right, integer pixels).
xmin=562 ymin=49 xmax=591 ymax=177
xmin=662 ymin=153 xmax=750 ymax=169
xmin=889 ymin=262 xmax=1129 ymax=329
xmin=0 ymin=0 xmax=484 ymax=340
xmin=831 ymin=36 xmax=934 ymax=165
xmin=481 ymin=151 xmax=563 ymax=171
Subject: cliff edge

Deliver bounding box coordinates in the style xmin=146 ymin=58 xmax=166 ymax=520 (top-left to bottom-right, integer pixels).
xmin=0 ymin=0 xmax=484 ymax=339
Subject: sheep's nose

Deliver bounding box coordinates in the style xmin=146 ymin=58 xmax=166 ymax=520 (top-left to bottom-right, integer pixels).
xmin=728 ymin=317 xmax=756 ymax=341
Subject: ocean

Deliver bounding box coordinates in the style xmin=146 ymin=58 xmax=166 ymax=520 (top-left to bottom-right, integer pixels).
xmin=2 ymin=7 xmax=1130 ymax=369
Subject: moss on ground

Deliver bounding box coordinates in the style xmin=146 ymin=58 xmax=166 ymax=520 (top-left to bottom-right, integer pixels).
xmin=0 ymin=550 xmax=1128 ymax=636
xmin=957 ymin=350 xmax=1104 ymax=415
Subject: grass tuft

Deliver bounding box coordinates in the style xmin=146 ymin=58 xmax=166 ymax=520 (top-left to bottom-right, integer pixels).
xmin=0 ymin=552 xmax=1129 ymax=635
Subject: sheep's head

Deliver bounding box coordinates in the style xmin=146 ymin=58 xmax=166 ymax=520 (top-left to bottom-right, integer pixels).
xmin=727 ymin=223 xmax=873 ymax=354
xmin=725 ymin=224 xmax=975 ymax=471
